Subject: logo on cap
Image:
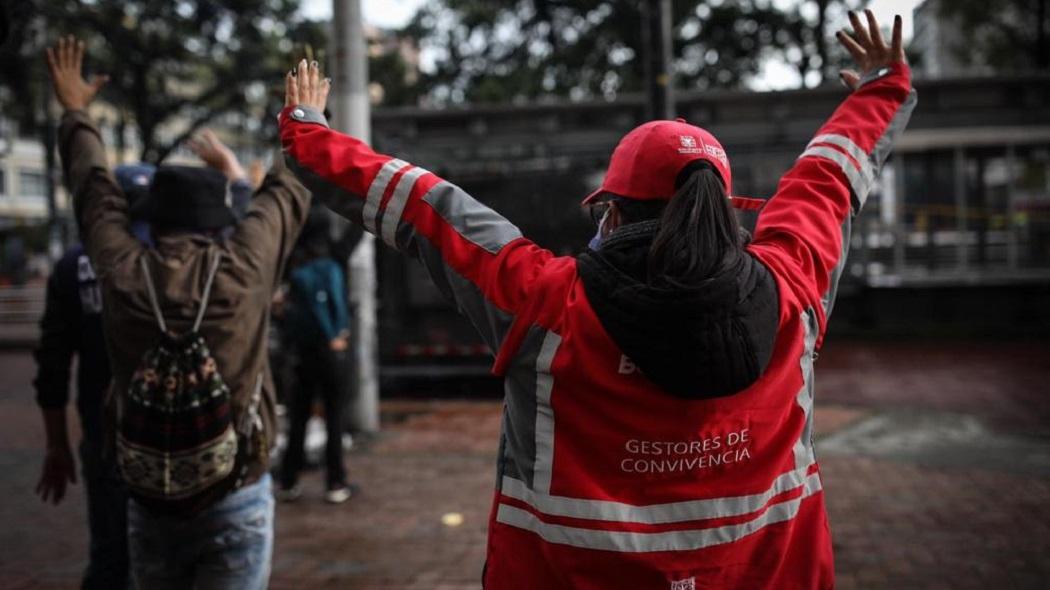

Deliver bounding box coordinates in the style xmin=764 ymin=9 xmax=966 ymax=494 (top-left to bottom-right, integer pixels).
xmin=671 ymin=578 xmax=696 ymax=590
xmin=678 ymin=135 xmax=703 ymax=155
xmin=704 ymin=143 xmax=728 ymax=166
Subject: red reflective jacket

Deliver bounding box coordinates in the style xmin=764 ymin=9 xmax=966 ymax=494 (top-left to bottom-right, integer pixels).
xmin=280 ymin=62 xmax=916 ymax=590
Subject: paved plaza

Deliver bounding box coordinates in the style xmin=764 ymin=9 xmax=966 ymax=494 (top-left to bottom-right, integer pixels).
xmin=0 ymin=339 xmax=1048 ymax=589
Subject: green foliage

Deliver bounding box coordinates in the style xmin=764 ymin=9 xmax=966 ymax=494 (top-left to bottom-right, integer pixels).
xmin=2 ymin=0 xmax=326 ymax=163
xmin=0 ymin=0 xmax=48 ymax=136
xmin=397 ymin=0 xmax=868 ymax=106
xmin=937 ymin=0 xmax=1049 ymax=71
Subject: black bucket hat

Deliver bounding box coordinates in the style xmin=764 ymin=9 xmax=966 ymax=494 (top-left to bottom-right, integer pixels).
xmin=144 ymin=165 xmax=236 ymax=232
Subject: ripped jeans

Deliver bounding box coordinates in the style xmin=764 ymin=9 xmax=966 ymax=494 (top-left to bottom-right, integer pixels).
xmin=127 ymin=473 xmax=274 ymax=590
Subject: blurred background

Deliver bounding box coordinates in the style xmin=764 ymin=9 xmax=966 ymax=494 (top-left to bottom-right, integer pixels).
xmin=0 ymin=1 xmax=1048 ymax=589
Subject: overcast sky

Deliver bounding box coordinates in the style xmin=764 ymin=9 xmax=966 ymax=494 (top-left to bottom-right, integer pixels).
xmin=300 ymin=0 xmax=925 ymax=90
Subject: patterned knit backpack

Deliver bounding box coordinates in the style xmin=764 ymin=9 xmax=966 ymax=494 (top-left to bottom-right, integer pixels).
xmin=117 ymin=251 xmax=260 ymax=514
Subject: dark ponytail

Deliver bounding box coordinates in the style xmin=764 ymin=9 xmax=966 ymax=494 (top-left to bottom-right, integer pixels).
xmin=647 ymin=161 xmax=742 ymax=287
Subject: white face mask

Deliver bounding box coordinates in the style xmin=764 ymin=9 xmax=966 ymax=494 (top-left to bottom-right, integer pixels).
xmin=588 ymin=207 xmax=612 ymax=250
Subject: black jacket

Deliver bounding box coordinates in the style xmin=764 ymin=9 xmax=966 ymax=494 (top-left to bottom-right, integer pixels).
xmin=33 ymin=245 xmax=111 ymax=439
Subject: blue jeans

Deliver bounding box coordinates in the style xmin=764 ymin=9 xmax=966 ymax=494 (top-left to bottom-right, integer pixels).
xmin=127 ymin=473 xmax=274 ymax=590
xmin=79 ymin=435 xmax=129 ymax=590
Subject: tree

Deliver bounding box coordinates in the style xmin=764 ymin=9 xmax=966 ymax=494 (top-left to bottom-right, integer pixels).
xmin=396 ymin=0 xmax=869 ymax=106
xmin=779 ymin=0 xmax=869 ymax=87
xmin=0 ymin=0 xmax=49 ymax=136
xmin=938 ymin=0 xmax=1049 ymax=71
xmin=1 ymin=0 xmax=325 ymax=164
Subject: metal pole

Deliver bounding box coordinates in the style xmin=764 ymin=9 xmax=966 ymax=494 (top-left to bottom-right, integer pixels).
xmin=332 ymin=0 xmax=379 ymax=433
xmin=642 ymin=0 xmax=674 ymax=120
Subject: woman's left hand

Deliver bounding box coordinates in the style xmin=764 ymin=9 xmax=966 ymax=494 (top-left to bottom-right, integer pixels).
xmin=836 ymin=10 xmax=905 ymax=91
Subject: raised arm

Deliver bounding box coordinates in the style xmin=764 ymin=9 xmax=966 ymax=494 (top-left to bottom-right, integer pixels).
xmin=748 ymin=12 xmax=916 ymax=341
xmin=279 ymin=60 xmax=555 ymax=356
xmin=47 ymin=36 xmax=140 ymax=273
xmin=225 ymin=152 xmax=312 ymax=291
xmin=187 ymin=129 xmax=254 ymax=219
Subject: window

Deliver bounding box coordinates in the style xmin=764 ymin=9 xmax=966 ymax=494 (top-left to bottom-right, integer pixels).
xmin=18 ymin=169 xmax=46 ymax=199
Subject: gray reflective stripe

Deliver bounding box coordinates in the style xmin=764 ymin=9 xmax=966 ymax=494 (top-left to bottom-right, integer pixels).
xmin=798 ymin=146 xmax=870 ymax=210
xmin=363 ymin=158 xmax=408 ymax=235
xmin=422 ymin=182 xmax=524 ymax=255
xmin=793 ymin=309 xmax=819 ymax=471
xmin=809 ymin=133 xmax=874 ymax=187
xmin=496 ymin=472 xmax=823 ymax=553
xmin=499 ymin=326 xmax=548 ymax=487
xmin=380 ymin=165 xmax=429 ymax=248
xmin=821 ymin=218 xmax=852 ymax=320
xmin=500 ymin=460 xmax=813 ymax=524
xmin=871 ymin=89 xmax=918 ymax=173
xmin=411 ymin=231 xmax=515 ymax=352
xmin=531 ymin=331 xmax=562 ymax=493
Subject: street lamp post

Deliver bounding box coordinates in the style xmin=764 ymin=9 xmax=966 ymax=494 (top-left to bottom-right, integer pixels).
xmin=331 ymin=0 xmax=380 ymax=433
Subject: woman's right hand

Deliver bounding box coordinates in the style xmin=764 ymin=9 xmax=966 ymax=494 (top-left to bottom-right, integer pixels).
xmin=836 ymin=10 xmax=905 ymax=91
xmin=285 ymin=58 xmax=331 ymax=112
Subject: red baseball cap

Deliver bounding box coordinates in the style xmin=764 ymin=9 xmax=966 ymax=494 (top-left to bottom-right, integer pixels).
xmin=583 ymin=118 xmax=733 ymax=205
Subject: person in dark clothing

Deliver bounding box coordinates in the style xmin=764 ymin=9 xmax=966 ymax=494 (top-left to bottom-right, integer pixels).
xmin=278 ymin=216 xmax=355 ymax=504
xmin=32 ymin=162 xmax=154 ymax=590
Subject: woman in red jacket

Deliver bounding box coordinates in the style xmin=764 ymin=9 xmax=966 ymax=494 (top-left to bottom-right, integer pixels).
xmin=280 ymin=11 xmax=914 ymax=589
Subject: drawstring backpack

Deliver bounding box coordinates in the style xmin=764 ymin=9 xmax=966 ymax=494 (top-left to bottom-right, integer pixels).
xmin=116 ymin=251 xmax=262 ymax=514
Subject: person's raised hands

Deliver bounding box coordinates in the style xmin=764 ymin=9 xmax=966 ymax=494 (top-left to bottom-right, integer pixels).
xmin=837 ymin=10 xmax=905 ymax=91
xmin=45 ymin=35 xmax=108 ymax=112
xmin=188 ymin=129 xmax=246 ymax=180
xmin=285 ymin=58 xmax=330 ymax=112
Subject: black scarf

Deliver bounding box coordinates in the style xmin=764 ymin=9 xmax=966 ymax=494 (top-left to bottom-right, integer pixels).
xmin=576 ymin=221 xmax=778 ymax=399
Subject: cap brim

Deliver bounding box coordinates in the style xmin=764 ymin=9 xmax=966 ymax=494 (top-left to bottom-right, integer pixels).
xmin=581 ymin=187 xmax=608 ymax=206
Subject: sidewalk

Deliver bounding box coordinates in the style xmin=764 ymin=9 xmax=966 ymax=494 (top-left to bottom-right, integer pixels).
xmin=0 ymin=339 xmax=1048 ymax=589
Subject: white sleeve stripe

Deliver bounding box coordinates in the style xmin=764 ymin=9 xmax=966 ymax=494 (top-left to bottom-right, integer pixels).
xmin=808 ymin=133 xmax=874 ymax=184
xmin=363 ymin=158 xmax=408 ymax=235
xmin=380 ymin=165 xmax=430 ymax=248
xmin=798 ymin=145 xmax=870 ymax=209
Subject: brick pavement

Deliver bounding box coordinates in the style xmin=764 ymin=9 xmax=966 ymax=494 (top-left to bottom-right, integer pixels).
xmin=0 ymin=340 xmax=1048 ymax=589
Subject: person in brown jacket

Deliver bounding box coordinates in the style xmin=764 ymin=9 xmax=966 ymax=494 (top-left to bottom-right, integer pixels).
xmin=47 ymin=36 xmax=311 ymax=589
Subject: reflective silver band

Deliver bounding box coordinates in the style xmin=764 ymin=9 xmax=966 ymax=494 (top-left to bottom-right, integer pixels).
xmin=793 ymin=309 xmax=819 ymax=471
xmin=500 ymin=459 xmax=814 ymax=525
xmin=809 ymin=133 xmax=874 ymax=185
xmin=531 ymin=331 xmax=562 ymax=494
xmin=798 ymin=145 xmax=870 ymax=207
xmin=496 ymin=472 xmax=823 ymax=553
xmin=381 ymin=165 xmax=430 ymax=248
xmin=363 ymin=158 xmax=408 ymax=235
xmin=421 ymin=182 xmax=524 ymax=254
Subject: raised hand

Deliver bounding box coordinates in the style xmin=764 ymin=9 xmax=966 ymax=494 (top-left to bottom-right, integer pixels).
xmin=188 ymin=129 xmax=247 ymax=180
xmin=285 ymin=58 xmax=330 ymax=112
xmin=836 ymin=11 xmax=905 ymax=91
xmin=45 ymin=35 xmax=109 ymax=111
